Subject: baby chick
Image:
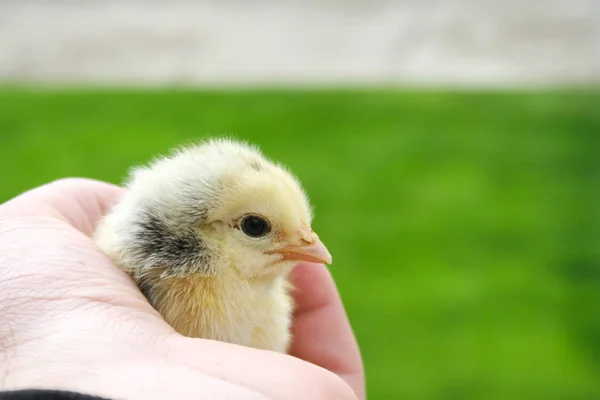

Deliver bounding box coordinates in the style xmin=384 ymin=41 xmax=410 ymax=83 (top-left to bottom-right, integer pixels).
xmin=93 ymin=138 xmax=332 ymax=353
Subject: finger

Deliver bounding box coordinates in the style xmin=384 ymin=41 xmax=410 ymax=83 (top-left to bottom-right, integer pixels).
xmin=0 ymin=177 xmax=143 ymax=299
xmin=288 ymin=263 xmax=365 ymax=399
xmin=0 ymin=178 xmax=125 ymax=236
xmin=0 ymin=178 xmax=158 ymax=324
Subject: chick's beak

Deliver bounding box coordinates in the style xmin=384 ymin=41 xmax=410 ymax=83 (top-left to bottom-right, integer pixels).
xmin=269 ymin=231 xmax=333 ymax=265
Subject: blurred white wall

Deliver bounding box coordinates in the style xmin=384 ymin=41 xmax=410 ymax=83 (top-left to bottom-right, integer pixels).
xmin=0 ymin=0 xmax=598 ymax=87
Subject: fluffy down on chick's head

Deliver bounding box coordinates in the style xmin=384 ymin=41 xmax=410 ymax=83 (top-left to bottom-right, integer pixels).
xmin=93 ymin=138 xmax=331 ymax=352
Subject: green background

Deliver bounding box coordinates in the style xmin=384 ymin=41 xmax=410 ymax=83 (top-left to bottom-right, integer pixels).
xmin=1 ymin=88 xmax=599 ymax=398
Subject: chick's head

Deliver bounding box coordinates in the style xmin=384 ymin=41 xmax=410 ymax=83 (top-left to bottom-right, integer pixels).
xmin=97 ymin=138 xmax=332 ymax=282
xmin=208 ymin=156 xmax=332 ymax=279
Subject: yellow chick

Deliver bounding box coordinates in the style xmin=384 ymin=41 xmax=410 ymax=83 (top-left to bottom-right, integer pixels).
xmin=93 ymin=138 xmax=332 ymax=353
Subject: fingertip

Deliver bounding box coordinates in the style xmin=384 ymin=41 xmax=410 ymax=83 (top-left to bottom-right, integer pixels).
xmin=288 ymin=262 xmax=365 ymax=398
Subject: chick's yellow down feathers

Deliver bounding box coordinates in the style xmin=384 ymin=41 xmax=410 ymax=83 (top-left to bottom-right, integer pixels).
xmin=93 ymin=138 xmax=332 ymax=353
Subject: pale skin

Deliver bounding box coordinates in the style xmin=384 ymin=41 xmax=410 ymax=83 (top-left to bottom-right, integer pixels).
xmin=0 ymin=178 xmax=365 ymax=400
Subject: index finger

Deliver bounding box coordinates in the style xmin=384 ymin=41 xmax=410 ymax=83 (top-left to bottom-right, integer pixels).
xmin=289 ymin=262 xmax=365 ymax=400
xmin=0 ymin=177 xmax=125 ymax=236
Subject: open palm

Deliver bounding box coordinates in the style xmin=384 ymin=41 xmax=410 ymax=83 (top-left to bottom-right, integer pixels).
xmin=0 ymin=178 xmax=364 ymax=400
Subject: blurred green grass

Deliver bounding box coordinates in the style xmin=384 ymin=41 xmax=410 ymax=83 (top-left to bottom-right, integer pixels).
xmin=1 ymin=88 xmax=599 ymax=399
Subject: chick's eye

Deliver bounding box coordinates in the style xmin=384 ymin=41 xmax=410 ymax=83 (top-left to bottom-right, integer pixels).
xmin=240 ymin=216 xmax=271 ymax=238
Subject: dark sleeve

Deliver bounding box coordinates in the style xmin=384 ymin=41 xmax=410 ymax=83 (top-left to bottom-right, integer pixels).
xmin=0 ymin=390 xmax=113 ymax=400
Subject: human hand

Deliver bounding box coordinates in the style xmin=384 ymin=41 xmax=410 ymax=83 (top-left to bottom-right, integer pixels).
xmin=0 ymin=178 xmax=364 ymax=400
